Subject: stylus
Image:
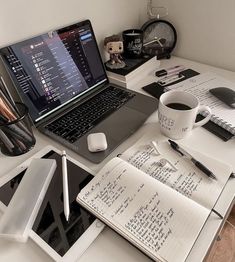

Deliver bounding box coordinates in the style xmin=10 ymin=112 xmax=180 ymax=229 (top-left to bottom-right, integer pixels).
xmin=62 ymin=150 xmax=70 ymax=221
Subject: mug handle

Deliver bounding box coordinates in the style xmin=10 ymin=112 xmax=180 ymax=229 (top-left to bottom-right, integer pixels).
xmin=193 ymin=106 xmax=212 ymax=127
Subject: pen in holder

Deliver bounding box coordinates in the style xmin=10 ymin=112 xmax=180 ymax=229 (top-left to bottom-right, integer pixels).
xmin=0 ymin=102 xmax=36 ymax=156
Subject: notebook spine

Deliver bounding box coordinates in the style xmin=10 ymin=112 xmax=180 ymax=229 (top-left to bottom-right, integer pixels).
xmin=201 ymin=111 xmax=235 ymax=135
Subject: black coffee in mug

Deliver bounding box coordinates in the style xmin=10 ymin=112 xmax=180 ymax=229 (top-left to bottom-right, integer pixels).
xmin=166 ymin=103 xmax=192 ymax=110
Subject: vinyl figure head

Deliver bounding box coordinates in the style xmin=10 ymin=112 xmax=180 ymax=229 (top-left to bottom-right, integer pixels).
xmin=104 ymin=35 xmax=125 ymax=69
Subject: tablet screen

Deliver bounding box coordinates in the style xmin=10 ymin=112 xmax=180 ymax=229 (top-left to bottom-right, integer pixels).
xmin=0 ymin=150 xmax=95 ymax=256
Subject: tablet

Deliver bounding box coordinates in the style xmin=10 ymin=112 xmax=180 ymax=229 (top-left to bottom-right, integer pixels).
xmin=0 ymin=145 xmax=104 ymax=261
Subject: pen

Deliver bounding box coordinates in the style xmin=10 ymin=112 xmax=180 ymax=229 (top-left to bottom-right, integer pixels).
xmin=158 ymin=71 xmax=179 ymax=80
xmin=0 ymin=76 xmax=19 ymax=116
xmin=0 ymin=114 xmax=8 ymax=124
xmin=155 ymin=65 xmax=185 ymax=77
xmin=62 ymin=150 xmax=70 ymax=221
xmin=168 ymin=140 xmax=217 ymax=180
xmin=158 ymin=74 xmax=184 ymax=86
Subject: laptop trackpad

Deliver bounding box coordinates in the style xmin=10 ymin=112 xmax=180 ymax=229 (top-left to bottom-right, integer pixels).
xmin=74 ymin=106 xmax=147 ymax=163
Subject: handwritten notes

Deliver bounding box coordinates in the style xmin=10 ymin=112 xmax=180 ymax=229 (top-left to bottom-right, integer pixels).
xmin=122 ymin=144 xmax=203 ymax=197
xmin=79 ymin=158 xmax=176 ymax=255
xmin=120 ymin=141 xmax=231 ymax=210
xmin=78 ymin=157 xmax=210 ymax=262
xmin=125 ymin=192 xmax=174 ymax=252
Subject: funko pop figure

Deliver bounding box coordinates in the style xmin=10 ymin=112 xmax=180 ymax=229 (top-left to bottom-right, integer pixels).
xmin=104 ymin=35 xmax=125 ymax=69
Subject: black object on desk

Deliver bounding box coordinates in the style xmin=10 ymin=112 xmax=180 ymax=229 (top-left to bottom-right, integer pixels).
xmin=104 ymin=54 xmax=154 ymax=76
xmin=196 ymin=115 xmax=233 ymax=141
xmin=142 ymin=69 xmax=200 ymax=99
xmin=142 ymin=69 xmax=234 ymax=141
xmin=168 ymin=139 xmax=217 ymax=180
xmin=209 ymin=87 xmax=235 ymax=109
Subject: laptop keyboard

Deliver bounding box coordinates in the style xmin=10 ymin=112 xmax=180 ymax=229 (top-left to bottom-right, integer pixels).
xmin=44 ymin=86 xmax=135 ymax=143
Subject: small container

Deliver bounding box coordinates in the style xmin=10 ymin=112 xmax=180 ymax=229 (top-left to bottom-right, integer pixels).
xmin=0 ymin=159 xmax=56 ymax=242
xmin=122 ymin=29 xmax=143 ymax=58
xmin=0 ymin=102 xmax=36 ymax=156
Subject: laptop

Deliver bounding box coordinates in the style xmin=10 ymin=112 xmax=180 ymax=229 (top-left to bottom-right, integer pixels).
xmin=0 ymin=20 xmax=157 ymax=163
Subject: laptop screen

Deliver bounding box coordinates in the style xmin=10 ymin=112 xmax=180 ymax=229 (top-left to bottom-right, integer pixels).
xmin=0 ymin=20 xmax=108 ymax=123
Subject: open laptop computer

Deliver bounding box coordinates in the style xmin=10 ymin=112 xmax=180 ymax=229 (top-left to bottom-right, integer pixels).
xmin=0 ymin=19 xmax=157 ymax=163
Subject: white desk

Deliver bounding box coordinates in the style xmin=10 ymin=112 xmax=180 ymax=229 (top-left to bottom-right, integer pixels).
xmin=0 ymin=56 xmax=234 ymax=262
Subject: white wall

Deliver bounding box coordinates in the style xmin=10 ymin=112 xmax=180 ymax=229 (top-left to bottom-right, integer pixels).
xmin=0 ymin=0 xmax=146 ymax=58
xmin=1 ymin=0 xmax=234 ymax=71
xmin=150 ymin=0 xmax=235 ymax=71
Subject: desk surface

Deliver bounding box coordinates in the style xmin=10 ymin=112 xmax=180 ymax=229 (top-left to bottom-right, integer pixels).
xmin=0 ymin=56 xmax=234 ymax=262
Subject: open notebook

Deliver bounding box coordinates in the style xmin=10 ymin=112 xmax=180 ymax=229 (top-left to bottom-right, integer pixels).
xmin=77 ymin=135 xmax=232 ymax=262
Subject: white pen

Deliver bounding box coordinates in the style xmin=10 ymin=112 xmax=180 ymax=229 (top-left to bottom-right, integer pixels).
xmin=62 ymin=150 xmax=70 ymax=221
xmin=158 ymin=74 xmax=184 ymax=85
xmin=155 ymin=65 xmax=185 ymax=77
xmin=158 ymin=72 xmax=181 ymax=81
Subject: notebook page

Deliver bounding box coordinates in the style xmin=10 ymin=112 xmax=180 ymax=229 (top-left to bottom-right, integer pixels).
xmin=120 ymin=140 xmax=232 ymax=210
xmin=166 ymin=72 xmax=235 ymax=134
xmin=77 ymin=157 xmax=209 ymax=262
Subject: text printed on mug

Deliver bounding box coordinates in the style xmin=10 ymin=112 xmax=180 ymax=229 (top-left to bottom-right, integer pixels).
xmin=159 ymin=112 xmax=189 ymax=133
xmin=158 ymin=112 xmax=175 ymax=131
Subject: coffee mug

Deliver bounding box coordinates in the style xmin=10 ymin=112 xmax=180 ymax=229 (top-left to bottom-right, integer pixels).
xmin=158 ymin=90 xmax=212 ymax=139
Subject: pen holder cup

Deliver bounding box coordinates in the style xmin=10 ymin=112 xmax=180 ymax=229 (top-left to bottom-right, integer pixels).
xmin=0 ymin=102 xmax=36 ymax=156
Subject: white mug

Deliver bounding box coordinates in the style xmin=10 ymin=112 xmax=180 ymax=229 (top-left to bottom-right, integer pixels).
xmin=158 ymin=90 xmax=212 ymax=139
